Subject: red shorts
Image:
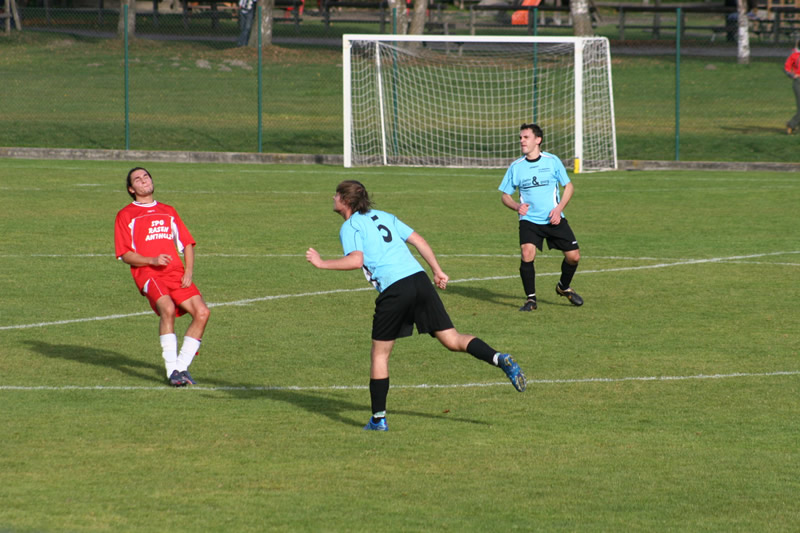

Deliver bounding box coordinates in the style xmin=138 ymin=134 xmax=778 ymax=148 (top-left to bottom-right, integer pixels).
xmin=139 ymin=269 xmax=202 ymax=317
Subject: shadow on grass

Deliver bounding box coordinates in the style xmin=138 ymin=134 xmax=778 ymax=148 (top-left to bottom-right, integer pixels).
xmin=24 ymin=339 xmax=162 ymax=382
xmin=446 ymin=282 xmax=579 ymax=308
xmin=217 ymin=387 xmax=491 ymax=429
xmin=445 ymin=283 xmax=519 ymax=308
xmin=22 ymin=340 xmax=489 ymax=429
xmin=719 ymin=125 xmax=789 ymax=134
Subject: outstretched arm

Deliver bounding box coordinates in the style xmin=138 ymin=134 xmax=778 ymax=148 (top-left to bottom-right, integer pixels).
xmin=306 ymin=248 xmax=364 ymax=271
xmin=406 ymin=231 xmax=448 ymax=289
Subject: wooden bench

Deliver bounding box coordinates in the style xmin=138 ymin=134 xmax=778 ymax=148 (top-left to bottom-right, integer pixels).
xmin=769 ymin=5 xmax=800 ymax=41
xmin=612 ymin=4 xmax=735 ymax=40
xmin=321 ymin=0 xmax=390 ymax=31
xmin=182 ymin=0 xmax=236 ymax=29
xmin=181 ymin=0 xmax=304 ymax=29
xmin=467 ymin=4 xmax=596 ymax=35
xmin=424 ymin=1 xmax=456 ymax=33
xmin=40 ymin=0 xmax=109 ymax=25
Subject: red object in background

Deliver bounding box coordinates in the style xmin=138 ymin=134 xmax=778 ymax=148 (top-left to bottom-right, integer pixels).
xmin=512 ymin=0 xmax=541 ymax=25
xmin=285 ymin=0 xmax=304 ymax=17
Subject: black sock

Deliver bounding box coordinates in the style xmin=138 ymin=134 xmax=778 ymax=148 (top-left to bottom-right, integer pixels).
xmin=369 ymin=377 xmax=389 ymax=417
xmin=466 ymin=338 xmax=497 ymax=365
xmin=559 ymin=258 xmax=578 ymax=289
xmin=520 ymin=260 xmax=536 ymax=299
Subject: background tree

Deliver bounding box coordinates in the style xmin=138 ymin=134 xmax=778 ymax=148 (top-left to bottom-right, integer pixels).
xmin=387 ymin=0 xmax=409 ymax=33
xmin=117 ymin=0 xmax=136 ymax=38
xmin=249 ymin=0 xmax=275 ymax=47
xmin=407 ymin=0 xmax=426 ymax=35
xmin=736 ymin=0 xmax=751 ymax=64
xmin=570 ymin=0 xmax=593 ymax=36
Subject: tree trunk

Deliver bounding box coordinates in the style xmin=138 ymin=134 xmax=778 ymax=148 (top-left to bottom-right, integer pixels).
xmin=249 ymin=0 xmax=274 ymax=47
xmin=407 ymin=0 xmax=426 ymax=35
xmin=117 ymin=0 xmax=136 ymax=38
xmin=736 ymin=0 xmax=750 ymax=65
xmin=570 ymin=0 xmax=592 ymax=36
xmin=387 ymin=0 xmax=408 ymax=33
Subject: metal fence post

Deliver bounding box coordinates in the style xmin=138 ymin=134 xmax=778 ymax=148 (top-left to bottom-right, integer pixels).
xmin=258 ymin=4 xmax=263 ymax=153
xmin=675 ymin=7 xmax=681 ymax=161
xmin=124 ymin=3 xmax=130 ymax=151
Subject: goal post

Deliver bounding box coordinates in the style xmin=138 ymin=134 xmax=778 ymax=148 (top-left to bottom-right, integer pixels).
xmin=342 ymin=34 xmax=617 ymax=172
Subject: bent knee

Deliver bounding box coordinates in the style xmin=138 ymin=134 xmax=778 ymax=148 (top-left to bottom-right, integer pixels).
xmin=195 ymin=304 xmax=211 ymax=323
xmin=157 ymin=298 xmax=177 ymax=318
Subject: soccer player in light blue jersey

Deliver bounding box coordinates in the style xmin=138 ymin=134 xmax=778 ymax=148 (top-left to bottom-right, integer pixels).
xmin=499 ymin=123 xmax=584 ymax=311
xmin=306 ymin=180 xmax=526 ymax=432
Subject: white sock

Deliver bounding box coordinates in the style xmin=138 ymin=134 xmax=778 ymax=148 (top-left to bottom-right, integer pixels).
xmin=160 ymin=334 xmax=178 ymax=377
xmin=176 ymin=336 xmax=202 ymax=372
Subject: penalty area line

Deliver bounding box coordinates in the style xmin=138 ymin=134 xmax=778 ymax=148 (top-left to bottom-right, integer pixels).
xmin=1 ymin=370 xmax=797 ymax=392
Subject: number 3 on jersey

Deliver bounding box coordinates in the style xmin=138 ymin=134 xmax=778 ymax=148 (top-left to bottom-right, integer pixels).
xmin=371 ymin=215 xmax=392 ymax=243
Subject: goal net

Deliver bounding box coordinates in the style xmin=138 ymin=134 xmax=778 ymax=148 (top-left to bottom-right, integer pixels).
xmin=343 ymin=35 xmax=617 ymax=172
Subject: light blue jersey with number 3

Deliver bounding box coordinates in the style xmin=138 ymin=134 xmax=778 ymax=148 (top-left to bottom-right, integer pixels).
xmin=339 ymin=209 xmax=423 ymax=292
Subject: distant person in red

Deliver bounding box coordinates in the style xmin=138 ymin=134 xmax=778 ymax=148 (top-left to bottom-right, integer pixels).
xmin=785 ymin=39 xmax=800 ymax=134
xmin=114 ymin=167 xmax=210 ymax=387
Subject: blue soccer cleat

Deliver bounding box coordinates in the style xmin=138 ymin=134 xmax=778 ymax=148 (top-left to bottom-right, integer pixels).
xmin=363 ymin=417 xmax=389 ymax=431
xmin=168 ymin=370 xmax=187 ymax=387
xmin=179 ymin=370 xmax=196 ymax=385
xmin=498 ymin=354 xmax=527 ymax=392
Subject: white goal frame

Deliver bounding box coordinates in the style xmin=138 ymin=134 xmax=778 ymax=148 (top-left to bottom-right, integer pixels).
xmin=342 ymin=34 xmax=617 ymax=172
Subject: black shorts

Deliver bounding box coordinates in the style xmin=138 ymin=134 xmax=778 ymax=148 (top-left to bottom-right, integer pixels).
xmin=372 ymin=271 xmax=454 ymax=341
xmin=519 ymin=219 xmax=579 ymax=252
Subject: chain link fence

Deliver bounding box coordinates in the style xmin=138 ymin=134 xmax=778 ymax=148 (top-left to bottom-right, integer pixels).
xmin=2 ymin=1 xmax=799 ymax=163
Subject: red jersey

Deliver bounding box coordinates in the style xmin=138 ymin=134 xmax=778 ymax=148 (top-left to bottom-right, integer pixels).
xmin=114 ymin=201 xmax=196 ymax=290
xmin=785 ymin=49 xmax=800 ymax=77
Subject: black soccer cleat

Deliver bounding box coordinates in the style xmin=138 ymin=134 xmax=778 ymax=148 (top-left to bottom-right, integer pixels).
xmin=556 ymin=284 xmax=584 ymax=306
xmin=519 ymin=298 xmax=537 ymax=311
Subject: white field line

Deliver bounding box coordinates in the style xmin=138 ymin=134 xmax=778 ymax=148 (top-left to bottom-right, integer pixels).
xmin=1 ymin=251 xmax=799 ymax=260
xmin=1 ymin=251 xmax=798 ymax=332
xmin=4 ymin=162 xmax=800 ymax=181
xmin=1 ymin=371 xmax=798 ymax=392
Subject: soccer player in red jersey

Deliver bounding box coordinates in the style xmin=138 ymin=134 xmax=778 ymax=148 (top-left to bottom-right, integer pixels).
xmin=114 ymin=167 xmax=210 ymax=387
xmin=785 ymin=39 xmax=800 ymax=134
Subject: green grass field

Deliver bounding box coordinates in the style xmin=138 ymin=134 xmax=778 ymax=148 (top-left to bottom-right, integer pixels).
xmin=1 ymin=158 xmax=799 ymax=531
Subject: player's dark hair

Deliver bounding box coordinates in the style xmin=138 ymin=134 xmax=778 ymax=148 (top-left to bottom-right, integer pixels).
xmin=336 ymin=180 xmax=373 ymax=214
xmin=520 ymin=123 xmax=544 ymax=141
xmin=126 ymin=167 xmax=151 ymax=200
